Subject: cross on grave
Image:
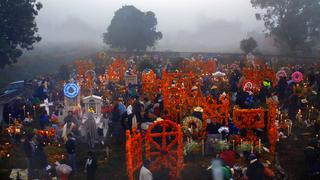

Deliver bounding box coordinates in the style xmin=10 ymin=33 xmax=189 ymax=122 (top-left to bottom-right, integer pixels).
xmin=40 ymin=98 xmax=54 ymax=115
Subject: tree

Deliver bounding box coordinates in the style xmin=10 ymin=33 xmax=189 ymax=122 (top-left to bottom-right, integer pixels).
xmin=103 ymin=5 xmax=162 ymax=53
xmin=0 ymin=0 xmax=42 ymax=68
xmin=251 ymin=0 xmax=320 ymax=55
xmin=240 ymin=37 xmax=258 ymax=54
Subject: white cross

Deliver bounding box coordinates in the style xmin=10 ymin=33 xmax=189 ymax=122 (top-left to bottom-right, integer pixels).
xmin=40 ymin=98 xmax=54 ymax=115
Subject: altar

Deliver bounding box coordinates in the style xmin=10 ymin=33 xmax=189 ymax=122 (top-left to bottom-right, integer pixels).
xmin=82 ymin=95 xmax=103 ymax=117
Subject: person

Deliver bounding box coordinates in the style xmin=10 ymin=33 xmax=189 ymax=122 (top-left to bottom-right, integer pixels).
xmin=126 ymin=100 xmax=134 ymax=130
xmin=304 ymin=139 xmax=320 ymax=177
xmin=65 ymin=133 xmax=77 ymax=175
xmin=62 ymin=121 xmax=77 ymax=141
xmin=133 ymin=96 xmax=143 ymax=124
xmin=84 ymin=151 xmax=97 ymax=180
xmin=33 ymin=137 xmax=49 ymax=178
xmin=139 ymin=159 xmax=153 ymax=180
xmin=84 ymin=113 xmax=98 ymax=148
xmin=210 ymin=158 xmax=231 ymax=180
xmin=39 ymin=111 xmax=50 ymax=129
xmin=276 ymin=76 xmax=287 ymax=105
xmin=23 ymin=134 xmax=35 ymax=180
xmin=288 ymin=93 xmax=300 ymax=121
xmin=63 ymin=111 xmax=78 ymax=126
xmin=111 ymin=102 xmax=122 ymax=140
xmin=246 ymin=154 xmax=264 ymax=180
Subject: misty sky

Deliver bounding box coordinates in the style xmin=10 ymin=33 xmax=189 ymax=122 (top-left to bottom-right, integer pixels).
xmin=36 ymin=0 xmax=276 ymax=53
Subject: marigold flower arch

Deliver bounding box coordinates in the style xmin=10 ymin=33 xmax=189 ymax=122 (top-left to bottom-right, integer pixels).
xmin=145 ymin=120 xmax=184 ymax=179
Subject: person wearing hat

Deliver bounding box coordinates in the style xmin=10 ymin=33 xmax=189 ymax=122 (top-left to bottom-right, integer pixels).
xmin=139 ymin=159 xmax=152 ymax=180
xmin=193 ymin=106 xmax=203 ymax=120
xmin=246 ymin=154 xmax=264 ymax=180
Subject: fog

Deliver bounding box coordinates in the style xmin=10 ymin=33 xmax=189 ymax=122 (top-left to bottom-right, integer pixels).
xmin=35 ymin=0 xmax=278 ymax=54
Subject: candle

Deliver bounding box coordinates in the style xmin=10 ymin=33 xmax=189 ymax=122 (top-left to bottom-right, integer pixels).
xmin=8 ymin=114 xmax=11 ymax=126
xmin=232 ymin=140 xmax=235 ymax=151
xmin=202 ymin=139 xmax=205 ymax=156
xmin=23 ymin=105 xmax=26 ymax=117
xmin=241 ymin=139 xmax=243 ymax=145
xmin=251 ymin=142 xmax=254 ymax=153
xmin=106 ymin=146 xmax=110 ymax=157
xmin=258 ymin=139 xmax=261 ymax=153
xmin=33 ymin=105 xmax=36 ymax=117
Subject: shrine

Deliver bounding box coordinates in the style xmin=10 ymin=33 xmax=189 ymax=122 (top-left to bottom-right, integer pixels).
xmin=82 ymin=95 xmax=103 ymax=117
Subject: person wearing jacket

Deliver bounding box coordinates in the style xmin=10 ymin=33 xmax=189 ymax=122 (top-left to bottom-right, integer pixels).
xmin=65 ymin=133 xmax=77 ymax=175
xmin=23 ymin=134 xmax=35 ymax=180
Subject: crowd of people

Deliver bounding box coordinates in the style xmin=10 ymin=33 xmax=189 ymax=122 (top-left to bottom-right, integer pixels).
xmin=2 ymin=57 xmax=320 ymax=180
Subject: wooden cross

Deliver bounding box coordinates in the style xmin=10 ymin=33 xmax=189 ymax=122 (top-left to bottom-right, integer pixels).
xmin=40 ymin=98 xmax=53 ymax=115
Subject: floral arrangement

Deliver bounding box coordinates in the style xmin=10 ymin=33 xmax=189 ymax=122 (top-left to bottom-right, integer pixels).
xmin=182 ymin=116 xmax=202 ymax=138
xmin=236 ymin=141 xmax=251 ymax=153
xmin=88 ymin=107 xmax=95 ymax=113
xmin=126 ymin=129 xmax=143 ymax=180
xmin=292 ymin=71 xmax=303 ymax=83
xmin=184 ymin=140 xmax=201 ymax=156
xmin=212 ymin=140 xmax=230 ymax=153
xmin=36 ymin=128 xmax=56 ymax=139
xmin=276 ymin=70 xmax=287 ymax=80
xmin=0 ymin=141 xmax=12 ymax=159
xmin=232 ymin=108 xmax=265 ymax=129
xmin=51 ymin=114 xmax=59 ymax=124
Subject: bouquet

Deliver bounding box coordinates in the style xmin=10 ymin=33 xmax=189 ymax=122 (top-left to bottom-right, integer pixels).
xmin=184 ymin=140 xmax=201 ymax=156
xmin=213 ymin=140 xmax=230 ymax=153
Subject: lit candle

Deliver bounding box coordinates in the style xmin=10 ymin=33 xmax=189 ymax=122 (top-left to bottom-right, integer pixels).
xmin=8 ymin=113 xmax=11 ymax=126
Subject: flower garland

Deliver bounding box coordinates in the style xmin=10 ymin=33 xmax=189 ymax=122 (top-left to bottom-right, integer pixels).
xmin=276 ymin=70 xmax=287 ymax=80
xmin=292 ymin=71 xmax=303 ymax=83
xmin=126 ymin=129 xmax=143 ymax=180
xmin=232 ymin=108 xmax=265 ymax=129
xmin=182 ymin=116 xmax=203 ymax=139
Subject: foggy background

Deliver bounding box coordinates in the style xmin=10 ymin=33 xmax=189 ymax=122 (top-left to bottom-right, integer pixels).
xmin=35 ymin=0 xmax=278 ymax=54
